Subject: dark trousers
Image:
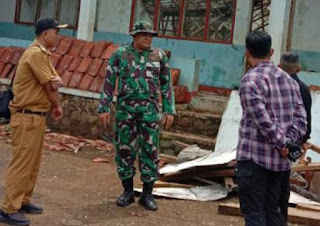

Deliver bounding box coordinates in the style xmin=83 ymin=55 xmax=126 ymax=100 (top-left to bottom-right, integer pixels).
xmin=279 ymin=170 xmax=291 ymax=226
xmin=236 ymin=160 xmax=289 ymax=226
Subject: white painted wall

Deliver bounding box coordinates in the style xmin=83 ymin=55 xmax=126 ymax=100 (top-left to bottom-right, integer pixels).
xmin=97 ymin=0 xmax=132 ymax=34
xmin=269 ymin=0 xmax=291 ymax=64
xmin=0 ymin=0 xmax=16 ymax=22
xmin=233 ymin=0 xmax=252 ymax=46
xmin=78 ymin=0 xmax=97 ymax=41
xmin=291 ymin=0 xmax=320 ymax=52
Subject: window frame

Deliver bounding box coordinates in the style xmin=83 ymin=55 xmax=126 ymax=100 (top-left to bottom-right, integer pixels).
xmin=14 ymin=0 xmax=81 ymax=29
xmin=130 ymin=0 xmax=237 ymax=44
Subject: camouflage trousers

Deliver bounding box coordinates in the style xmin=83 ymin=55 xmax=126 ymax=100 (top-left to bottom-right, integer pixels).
xmin=115 ymin=107 xmax=160 ymax=183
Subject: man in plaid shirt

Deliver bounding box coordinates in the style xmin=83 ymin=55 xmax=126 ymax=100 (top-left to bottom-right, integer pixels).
xmin=236 ymin=31 xmax=307 ymax=226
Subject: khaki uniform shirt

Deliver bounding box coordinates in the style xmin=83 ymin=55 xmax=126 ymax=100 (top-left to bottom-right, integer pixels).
xmin=10 ymin=40 xmax=59 ymax=113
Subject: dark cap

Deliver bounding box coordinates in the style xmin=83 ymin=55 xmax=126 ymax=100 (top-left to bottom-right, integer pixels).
xmin=35 ymin=18 xmax=68 ymax=35
xmin=129 ymin=21 xmax=157 ymax=36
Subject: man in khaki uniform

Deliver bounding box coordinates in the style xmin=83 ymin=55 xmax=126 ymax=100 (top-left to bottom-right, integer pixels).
xmin=0 ymin=18 xmax=66 ymax=226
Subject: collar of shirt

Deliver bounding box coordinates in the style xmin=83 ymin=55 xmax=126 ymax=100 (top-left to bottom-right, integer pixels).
xmin=249 ymin=60 xmax=273 ymax=70
xmin=291 ymin=73 xmax=300 ymax=82
xmin=30 ymin=39 xmax=51 ymax=56
xmin=129 ymin=42 xmax=152 ymax=55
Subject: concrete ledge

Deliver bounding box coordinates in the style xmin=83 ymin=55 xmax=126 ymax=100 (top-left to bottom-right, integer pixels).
xmin=0 ymin=78 xmax=100 ymax=99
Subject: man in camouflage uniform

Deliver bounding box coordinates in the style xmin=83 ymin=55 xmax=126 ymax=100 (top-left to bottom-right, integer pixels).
xmin=98 ymin=21 xmax=175 ymax=211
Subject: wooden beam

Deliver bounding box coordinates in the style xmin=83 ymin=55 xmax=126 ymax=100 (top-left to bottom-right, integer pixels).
xmin=307 ymin=142 xmax=320 ymax=155
xmin=161 ymin=168 xmax=235 ymax=182
xmin=218 ymin=203 xmax=320 ymax=225
xmin=296 ymin=204 xmax=320 ymax=213
xmin=153 ymin=180 xmax=194 ymax=189
xmin=292 ymin=163 xmax=320 ymax=172
xmin=160 ymin=154 xmax=177 ymax=164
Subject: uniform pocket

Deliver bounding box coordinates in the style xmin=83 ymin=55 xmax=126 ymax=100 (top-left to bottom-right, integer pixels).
xmin=10 ymin=114 xmax=22 ymax=128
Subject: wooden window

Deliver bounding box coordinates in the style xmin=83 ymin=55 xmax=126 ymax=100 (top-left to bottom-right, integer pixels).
xmin=130 ymin=0 xmax=237 ymax=44
xmin=15 ymin=0 xmax=81 ymax=29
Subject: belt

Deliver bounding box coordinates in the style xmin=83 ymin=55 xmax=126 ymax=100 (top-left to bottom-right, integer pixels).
xmin=17 ymin=109 xmax=47 ymax=117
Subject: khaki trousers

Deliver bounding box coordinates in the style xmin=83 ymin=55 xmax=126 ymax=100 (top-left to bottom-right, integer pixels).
xmin=1 ymin=112 xmax=46 ymax=213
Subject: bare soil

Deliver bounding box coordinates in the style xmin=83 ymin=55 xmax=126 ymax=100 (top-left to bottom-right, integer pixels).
xmin=0 ymin=139 xmax=254 ymax=226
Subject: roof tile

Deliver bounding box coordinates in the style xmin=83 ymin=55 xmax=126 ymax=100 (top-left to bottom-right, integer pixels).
xmin=0 ymin=48 xmax=6 ymax=59
xmin=174 ymin=85 xmax=188 ymax=104
xmin=8 ymin=65 xmax=17 ymax=79
xmin=102 ymin=44 xmax=120 ymax=60
xmin=77 ymin=57 xmax=93 ymax=73
xmin=11 ymin=48 xmax=25 ymax=65
xmin=50 ymin=52 xmax=62 ymax=68
xmin=0 ymin=62 xmax=5 ymax=75
xmin=68 ymin=71 xmax=83 ymax=88
xmin=69 ymin=39 xmax=85 ymax=56
xmin=78 ymin=73 xmax=94 ymax=90
xmin=61 ymin=70 xmax=73 ymax=87
xmin=1 ymin=63 xmax=13 ymax=78
xmin=171 ymin=68 xmax=180 ymax=85
xmin=90 ymin=41 xmax=112 ymax=58
xmin=89 ymin=76 xmax=104 ymax=93
xmin=68 ymin=56 xmax=83 ymax=72
xmin=87 ymin=58 xmax=103 ymax=77
xmin=1 ymin=48 xmax=15 ymax=63
xmin=55 ymin=38 xmax=74 ymax=55
xmin=80 ymin=42 xmax=94 ymax=58
xmin=98 ymin=60 xmax=108 ymax=78
xmin=56 ymin=54 xmax=74 ymax=72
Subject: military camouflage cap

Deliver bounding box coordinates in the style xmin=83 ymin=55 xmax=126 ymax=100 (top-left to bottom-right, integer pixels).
xmin=129 ymin=21 xmax=158 ymax=36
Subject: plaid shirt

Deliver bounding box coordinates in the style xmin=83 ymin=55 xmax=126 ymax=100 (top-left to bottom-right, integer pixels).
xmin=237 ymin=62 xmax=307 ymax=171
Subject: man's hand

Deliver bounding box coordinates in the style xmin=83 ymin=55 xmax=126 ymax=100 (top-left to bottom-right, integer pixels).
xmin=51 ymin=106 xmax=63 ymax=120
xmin=162 ymin=114 xmax=174 ymax=129
xmin=279 ymin=148 xmax=289 ymax=159
xmin=99 ymin=112 xmax=111 ymax=128
xmin=51 ymin=76 xmax=63 ymax=89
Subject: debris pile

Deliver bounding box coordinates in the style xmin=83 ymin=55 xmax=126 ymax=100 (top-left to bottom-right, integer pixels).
xmin=0 ymin=125 xmax=115 ymax=154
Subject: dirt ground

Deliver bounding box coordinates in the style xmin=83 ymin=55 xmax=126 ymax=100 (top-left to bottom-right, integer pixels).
xmin=0 ymin=138 xmax=247 ymax=226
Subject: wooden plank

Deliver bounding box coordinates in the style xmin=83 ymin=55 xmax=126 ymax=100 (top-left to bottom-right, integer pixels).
xmin=161 ymin=168 xmax=235 ymax=182
xmin=292 ymin=163 xmax=320 ymax=172
xmin=291 ymin=185 xmax=320 ymax=202
xmin=296 ymin=203 xmax=320 ymax=212
xmin=153 ymin=180 xmax=194 ymax=189
xmin=218 ymin=203 xmax=320 ymax=225
xmin=160 ymin=154 xmax=177 ymax=164
xmin=307 ymin=141 xmax=320 ymax=154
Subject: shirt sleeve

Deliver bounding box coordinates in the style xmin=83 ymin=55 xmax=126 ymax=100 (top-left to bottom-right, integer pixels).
xmin=239 ymin=77 xmax=287 ymax=149
xmin=301 ymin=86 xmax=312 ymax=142
xmin=28 ymin=51 xmax=52 ymax=85
xmin=98 ymin=50 xmax=119 ymax=113
xmin=159 ymin=49 xmax=176 ymax=115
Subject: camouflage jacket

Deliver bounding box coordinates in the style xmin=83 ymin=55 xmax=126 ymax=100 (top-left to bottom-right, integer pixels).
xmin=98 ymin=44 xmax=176 ymax=114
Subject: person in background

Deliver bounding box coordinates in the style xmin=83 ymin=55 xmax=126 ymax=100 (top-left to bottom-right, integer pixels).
xmin=98 ymin=21 xmax=175 ymax=211
xmin=278 ymin=52 xmax=312 ymax=226
xmin=236 ymin=30 xmax=307 ymax=226
xmin=0 ymin=18 xmax=65 ymax=226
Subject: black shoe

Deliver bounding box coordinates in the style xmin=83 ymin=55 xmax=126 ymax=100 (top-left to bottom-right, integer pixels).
xmin=116 ymin=191 xmax=135 ymax=207
xmin=139 ymin=194 xmax=157 ymax=211
xmin=21 ymin=203 xmax=43 ymax=214
xmin=0 ymin=210 xmax=30 ymax=225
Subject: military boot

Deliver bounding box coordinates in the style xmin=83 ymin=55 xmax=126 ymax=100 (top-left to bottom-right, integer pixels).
xmin=139 ymin=182 xmax=157 ymax=211
xmin=116 ymin=178 xmax=135 ymax=207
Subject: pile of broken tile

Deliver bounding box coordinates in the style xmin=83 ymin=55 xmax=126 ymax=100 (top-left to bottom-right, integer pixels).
xmin=0 ymin=125 xmax=114 ymax=154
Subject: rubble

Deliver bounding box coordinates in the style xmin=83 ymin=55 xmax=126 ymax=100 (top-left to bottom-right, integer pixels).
xmin=0 ymin=125 xmax=115 ymax=154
